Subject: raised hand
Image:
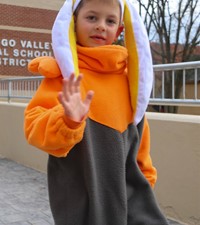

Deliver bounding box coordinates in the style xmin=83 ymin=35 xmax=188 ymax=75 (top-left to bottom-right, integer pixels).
xmin=58 ymin=73 xmax=94 ymax=122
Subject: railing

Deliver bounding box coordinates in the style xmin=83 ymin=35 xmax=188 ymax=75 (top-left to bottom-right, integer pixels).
xmin=0 ymin=61 xmax=200 ymax=105
xmin=150 ymin=61 xmax=200 ymax=106
xmin=0 ymin=76 xmax=43 ymax=103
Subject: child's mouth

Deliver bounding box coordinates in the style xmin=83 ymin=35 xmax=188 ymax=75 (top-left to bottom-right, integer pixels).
xmin=90 ymin=35 xmax=106 ymax=41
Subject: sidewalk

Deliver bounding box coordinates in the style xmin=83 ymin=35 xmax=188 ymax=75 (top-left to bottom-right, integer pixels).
xmin=0 ymin=157 xmax=185 ymax=225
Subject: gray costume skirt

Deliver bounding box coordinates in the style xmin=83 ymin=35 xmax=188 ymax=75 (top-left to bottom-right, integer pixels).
xmin=48 ymin=118 xmax=169 ymax=225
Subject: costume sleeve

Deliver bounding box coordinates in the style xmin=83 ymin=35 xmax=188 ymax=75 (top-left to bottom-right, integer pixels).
xmin=24 ymin=75 xmax=86 ymax=157
xmin=137 ymin=117 xmax=157 ymax=188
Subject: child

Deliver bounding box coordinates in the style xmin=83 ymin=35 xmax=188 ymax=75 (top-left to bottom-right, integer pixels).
xmin=24 ymin=0 xmax=169 ymax=224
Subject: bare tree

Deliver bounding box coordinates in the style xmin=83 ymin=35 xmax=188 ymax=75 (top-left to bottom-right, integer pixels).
xmin=136 ymin=0 xmax=200 ymax=112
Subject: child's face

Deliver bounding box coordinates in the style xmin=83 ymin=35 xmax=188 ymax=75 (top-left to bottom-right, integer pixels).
xmin=75 ymin=0 xmax=123 ymax=47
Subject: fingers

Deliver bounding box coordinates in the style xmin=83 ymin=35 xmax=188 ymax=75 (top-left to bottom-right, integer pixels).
xmin=62 ymin=79 xmax=70 ymax=101
xmin=58 ymin=91 xmax=68 ymax=109
xmin=84 ymin=90 xmax=94 ymax=106
xmin=58 ymin=73 xmax=94 ymax=120
xmin=59 ymin=72 xmax=94 ymax=107
xmin=58 ymin=73 xmax=83 ymax=103
xmin=58 ymin=91 xmax=73 ymax=118
xmin=61 ymin=73 xmax=75 ymax=101
xmin=63 ymin=73 xmax=83 ymax=96
xmin=65 ymin=73 xmax=75 ymax=95
xmin=74 ymin=74 xmax=83 ymax=93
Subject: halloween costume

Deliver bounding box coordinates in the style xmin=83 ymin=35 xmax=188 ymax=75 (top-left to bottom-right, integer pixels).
xmin=24 ymin=0 xmax=169 ymax=224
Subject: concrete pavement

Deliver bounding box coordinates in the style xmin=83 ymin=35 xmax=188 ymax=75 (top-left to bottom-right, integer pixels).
xmin=0 ymin=157 xmax=186 ymax=225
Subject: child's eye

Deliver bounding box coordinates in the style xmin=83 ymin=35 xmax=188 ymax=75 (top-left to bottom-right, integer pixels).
xmin=107 ymin=19 xmax=117 ymax=25
xmin=86 ymin=16 xmax=97 ymax=21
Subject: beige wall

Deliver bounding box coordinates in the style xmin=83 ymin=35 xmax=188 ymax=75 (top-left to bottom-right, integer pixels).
xmin=148 ymin=113 xmax=200 ymax=225
xmin=0 ymin=102 xmax=48 ymax=171
xmin=0 ymin=103 xmax=200 ymax=224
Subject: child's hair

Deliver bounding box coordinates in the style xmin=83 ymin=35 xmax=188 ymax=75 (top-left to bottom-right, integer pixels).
xmin=74 ymin=0 xmax=121 ymax=18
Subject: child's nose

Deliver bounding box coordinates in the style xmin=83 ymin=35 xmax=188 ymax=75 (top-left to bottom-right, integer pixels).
xmin=95 ymin=21 xmax=106 ymax=31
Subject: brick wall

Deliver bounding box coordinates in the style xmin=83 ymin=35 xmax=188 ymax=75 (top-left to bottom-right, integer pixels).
xmin=0 ymin=4 xmax=58 ymax=76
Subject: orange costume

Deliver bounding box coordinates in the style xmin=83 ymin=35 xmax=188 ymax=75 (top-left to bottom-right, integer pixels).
xmin=24 ymin=0 xmax=169 ymax=224
xmin=24 ymin=45 xmax=169 ymax=225
xmin=25 ymin=45 xmax=156 ymax=183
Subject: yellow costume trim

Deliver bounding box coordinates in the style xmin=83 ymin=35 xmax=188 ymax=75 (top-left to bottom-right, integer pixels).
xmin=69 ymin=18 xmax=79 ymax=77
xmin=124 ymin=2 xmax=139 ymax=120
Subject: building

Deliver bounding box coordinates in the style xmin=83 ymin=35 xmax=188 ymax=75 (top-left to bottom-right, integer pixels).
xmin=0 ymin=0 xmax=64 ymax=77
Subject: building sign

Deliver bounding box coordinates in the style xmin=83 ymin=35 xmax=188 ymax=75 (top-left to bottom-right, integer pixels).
xmin=0 ymin=30 xmax=53 ymax=76
xmin=0 ymin=38 xmax=52 ymax=67
xmin=0 ymin=3 xmax=57 ymax=77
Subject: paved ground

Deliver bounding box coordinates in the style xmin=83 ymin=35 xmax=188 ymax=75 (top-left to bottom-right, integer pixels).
xmin=0 ymin=157 xmax=186 ymax=225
